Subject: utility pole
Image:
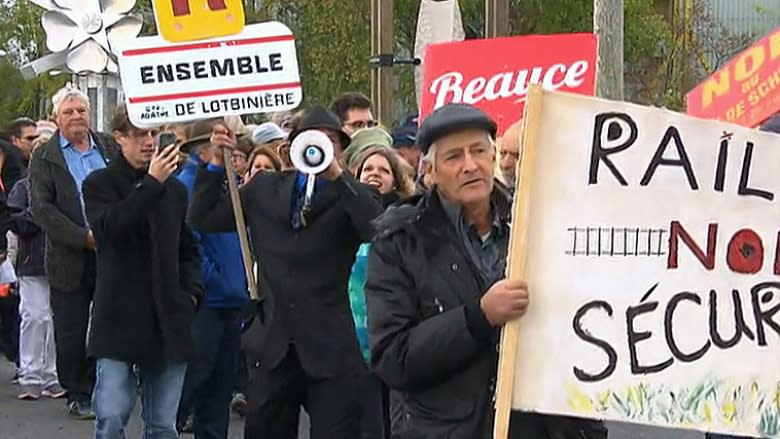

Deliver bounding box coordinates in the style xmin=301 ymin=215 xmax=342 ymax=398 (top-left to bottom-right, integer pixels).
xmin=485 ymin=0 xmax=510 ymax=38
xmin=593 ymin=0 xmax=624 ymax=100
xmin=370 ymin=0 xmax=394 ymax=126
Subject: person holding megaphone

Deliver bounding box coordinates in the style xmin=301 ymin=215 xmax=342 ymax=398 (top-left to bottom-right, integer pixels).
xmin=188 ymin=105 xmax=384 ymax=439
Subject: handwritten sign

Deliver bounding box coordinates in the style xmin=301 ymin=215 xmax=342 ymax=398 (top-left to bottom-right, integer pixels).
xmin=419 ymin=33 xmax=597 ymax=135
xmin=152 ymin=0 xmax=245 ymax=43
xmin=512 ymin=89 xmax=780 ymax=438
xmin=686 ymin=27 xmax=780 ymax=128
xmin=116 ymin=21 xmax=302 ymax=128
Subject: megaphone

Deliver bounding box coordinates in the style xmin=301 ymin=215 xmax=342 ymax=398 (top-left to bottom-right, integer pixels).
xmin=290 ymin=130 xmax=335 ymax=174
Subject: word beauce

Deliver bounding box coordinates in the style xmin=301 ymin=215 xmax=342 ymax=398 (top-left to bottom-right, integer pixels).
xmin=572 ymin=281 xmax=780 ymax=383
xmin=140 ymin=53 xmax=283 ymax=84
xmin=428 ymin=61 xmax=590 ymax=108
xmin=588 ymin=112 xmax=774 ymax=201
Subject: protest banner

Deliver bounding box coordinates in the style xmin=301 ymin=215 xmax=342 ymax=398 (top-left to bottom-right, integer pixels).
xmin=687 ymin=26 xmax=780 ymax=128
xmin=116 ymin=21 xmax=302 ymax=128
xmin=496 ymin=86 xmax=780 ymax=438
xmin=419 ymin=33 xmax=597 ymax=135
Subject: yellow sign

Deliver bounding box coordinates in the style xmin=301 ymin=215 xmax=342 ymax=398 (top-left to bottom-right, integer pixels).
xmin=152 ymin=0 xmax=245 ymax=43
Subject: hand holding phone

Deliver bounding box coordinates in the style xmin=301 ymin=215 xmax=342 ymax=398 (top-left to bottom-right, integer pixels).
xmin=156 ymin=132 xmax=178 ymax=150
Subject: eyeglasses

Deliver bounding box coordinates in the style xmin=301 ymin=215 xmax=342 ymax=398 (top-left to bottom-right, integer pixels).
xmin=345 ymin=120 xmax=378 ymax=130
xmin=22 ymin=135 xmax=38 ymax=142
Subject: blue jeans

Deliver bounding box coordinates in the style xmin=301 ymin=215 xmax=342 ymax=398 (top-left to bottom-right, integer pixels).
xmin=177 ymin=307 xmax=241 ymax=438
xmin=93 ymin=358 xmax=187 ymax=439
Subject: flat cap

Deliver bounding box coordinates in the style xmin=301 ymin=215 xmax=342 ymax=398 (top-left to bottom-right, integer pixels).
xmin=417 ymin=104 xmax=497 ymax=153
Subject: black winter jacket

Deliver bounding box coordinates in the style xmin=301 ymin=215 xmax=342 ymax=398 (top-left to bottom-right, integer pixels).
xmin=365 ymin=188 xmax=607 ymax=439
xmin=7 ymin=178 xmax=44 ymax=277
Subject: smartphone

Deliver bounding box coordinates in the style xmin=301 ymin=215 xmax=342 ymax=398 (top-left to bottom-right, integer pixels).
xmin=156 ymin=132 xmax=178 ymax=150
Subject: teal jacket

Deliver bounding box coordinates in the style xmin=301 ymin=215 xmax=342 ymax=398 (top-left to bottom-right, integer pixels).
xmin=348 ymin=243 xmax=371 ymax=363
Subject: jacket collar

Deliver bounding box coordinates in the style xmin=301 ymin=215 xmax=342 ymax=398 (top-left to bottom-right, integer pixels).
xmin=41 ymin=130 xmax=108 ymax=169
xmin=373 ymin=178 xmax=512 ymax=241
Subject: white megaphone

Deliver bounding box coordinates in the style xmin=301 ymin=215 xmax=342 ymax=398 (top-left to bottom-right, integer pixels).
xmin=290 ymin=130 xmax=335 ymax=174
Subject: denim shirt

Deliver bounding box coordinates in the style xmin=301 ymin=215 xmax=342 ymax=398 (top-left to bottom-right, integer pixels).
xmin=59 ymin=134 xmax=107 ymax=226
xmin=438 ymin=192 xmax=509 ymax=286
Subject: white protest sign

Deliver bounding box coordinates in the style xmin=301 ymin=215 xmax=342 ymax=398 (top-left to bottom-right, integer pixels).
xmin=116 ymin=21 xmax=301 ymax=127
xmin=510 ymin=88 xmax=780 ymax=437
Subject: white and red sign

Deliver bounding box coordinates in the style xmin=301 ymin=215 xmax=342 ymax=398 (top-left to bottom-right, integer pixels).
xmin=420 ymin=33 xmax=598 ymax=134
xmin=116 ymin=21 xmax=302 ymax=127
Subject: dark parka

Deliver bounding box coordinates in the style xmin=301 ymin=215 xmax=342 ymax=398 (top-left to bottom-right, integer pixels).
xmin=189 ymin=168 xmax=383 ymax=378
xmin=29 ymin=131 xmax=118 ymax=293
xmin=82 ymin=153 xmax=203 ymax=366
xmin=365 ymin=188 xmax=608 ymax=439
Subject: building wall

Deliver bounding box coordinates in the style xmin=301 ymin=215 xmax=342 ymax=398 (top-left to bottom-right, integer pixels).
xmin=704 ymin=0 xmax=780 ymax=38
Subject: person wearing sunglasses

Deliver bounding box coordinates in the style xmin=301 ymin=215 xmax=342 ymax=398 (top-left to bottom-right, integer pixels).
xmin=330 ymin=91 xmax=377 ymax=136
xmin=3 ymin=117 xmax=38 ymax=190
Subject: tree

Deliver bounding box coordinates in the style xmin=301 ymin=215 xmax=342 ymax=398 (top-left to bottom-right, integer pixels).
xmin=0 ymin=0 xmax=68 ymax=122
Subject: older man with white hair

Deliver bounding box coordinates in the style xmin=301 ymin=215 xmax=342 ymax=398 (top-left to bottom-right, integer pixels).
xmin=29 ymin=85 xmax=117 ymax=420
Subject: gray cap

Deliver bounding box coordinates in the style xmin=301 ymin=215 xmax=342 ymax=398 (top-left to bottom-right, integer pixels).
xmin=417 ymin=104 xmax=497 ymax=154
xmin=252 ymin=122 xmax=287 ymax=145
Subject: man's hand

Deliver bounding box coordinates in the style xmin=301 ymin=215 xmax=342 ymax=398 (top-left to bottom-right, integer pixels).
xmin=319 ymin=159 xmax=343 ymax=182
xmin=480 ymin=279 xmax=530 ymax=326
xmin=208 ymin=127 xmax=237 ymax=168
xmin=85 ymin=230 xmax=97 ymax=251
xmin=148 ymin=143 xmax=180 ymax=183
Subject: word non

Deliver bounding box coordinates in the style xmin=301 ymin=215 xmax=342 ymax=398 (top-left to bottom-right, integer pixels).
xmin=588 ymin=112 xmax=774 ymax=201
xmin=571 ymin=281 xmax=780 ymax=382
xmin=140 ymin=54 xmax=283 ymax=84
xmin=668 ymin=221 xmax=780 ymax=275
xmin=174 ymin=92 xmax=296 ymax=115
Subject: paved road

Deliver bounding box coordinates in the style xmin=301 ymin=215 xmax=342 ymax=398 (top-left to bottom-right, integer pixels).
xmin=0 ymin=359 xmax=706 ymax=439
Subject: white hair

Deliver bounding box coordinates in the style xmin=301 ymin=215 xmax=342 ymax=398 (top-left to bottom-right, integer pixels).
xmin=423 ymin=133 xmax=496 ymax=173
xmin=52 ymin=84 xmax=90 ymax=115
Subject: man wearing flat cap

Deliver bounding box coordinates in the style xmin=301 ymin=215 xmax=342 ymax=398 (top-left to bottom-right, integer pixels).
xmin=189 ymin=105 xmax=383 ymax=439
xmin=365 ymin=104 xmax=608 ymax=438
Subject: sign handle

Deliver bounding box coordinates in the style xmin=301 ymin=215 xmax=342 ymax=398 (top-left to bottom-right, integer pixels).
xmin=493 ymin=84 xmax=545 ymax=439
xmin=222 ymin=148 xmax=259 ymax=301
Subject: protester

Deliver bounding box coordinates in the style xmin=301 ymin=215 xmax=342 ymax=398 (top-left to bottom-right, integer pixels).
xmin=364 ymin=104 xmax=608 ymax=438
xmin=495 ymin=119 xmax=522 ymax=191
xmin=8 ymin=160 xmax=64 ymax=401
xmin=176 ymin=119 xmax=217 ymax=200
xmin=330 ymin=92 xmax=376 ymax=136
xmin=29 ymin=85 xmax=115 ymax=419
xmin=176 ymin=119 xmax=249 ymax=439
xmin=251 ymin=121 xmax=287 ymax=146
xmin=82 ymin=105 xmax=202 ymax=438
xmin=189 ymin=104 xmax=383 ymax=438
xmin=342 ymin=126 xmax=393 ymax=173
xmin=348 ymin=145 xmax=414 ymax=439
xmin=230 ymin=137 xmax=253 ymax=177
xmin=390 ymin=113 xmax=421 ymax=175
xmin=0 ymin=144 xmax=15 ymax=377
xmin=244 ymin=145 xmax=283 ymax=184
xmin=1 ymin=117 xmax=37 ymax=192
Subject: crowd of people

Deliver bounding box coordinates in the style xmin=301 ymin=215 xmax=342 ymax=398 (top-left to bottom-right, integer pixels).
xmin=0 ymin=83 xmax=743 ymax=439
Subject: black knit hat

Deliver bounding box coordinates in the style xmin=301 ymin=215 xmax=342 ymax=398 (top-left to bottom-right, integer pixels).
xmin=288 ymin=105 xmax=351 ymax=148
xmin=417 ymin=104 xmax=497 ymax=154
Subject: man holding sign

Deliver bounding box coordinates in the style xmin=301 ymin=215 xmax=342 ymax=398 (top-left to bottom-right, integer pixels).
xmin=364 ymin=104 xmax=607 ymax=438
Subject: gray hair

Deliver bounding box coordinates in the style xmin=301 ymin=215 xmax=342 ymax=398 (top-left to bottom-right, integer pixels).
xmin=422 ymin=133 xmax=496 ymax=173
xmin=52 ymin=85 xmax=90 ymax=115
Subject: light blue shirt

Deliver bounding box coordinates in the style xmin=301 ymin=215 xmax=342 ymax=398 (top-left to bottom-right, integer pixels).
xmin=59 ymin=134 xmax=107 ymax=225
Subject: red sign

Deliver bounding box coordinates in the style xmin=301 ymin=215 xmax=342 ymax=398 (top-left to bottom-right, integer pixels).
xmin=686 ymin=27 xmax=780 ymax=128
xmin=420 ymin=33 xmax=598 ymax=135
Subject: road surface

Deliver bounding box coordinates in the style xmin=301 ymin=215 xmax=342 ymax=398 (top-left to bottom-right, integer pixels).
xmin=0 ymin=359 xmax=706 ymax=438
